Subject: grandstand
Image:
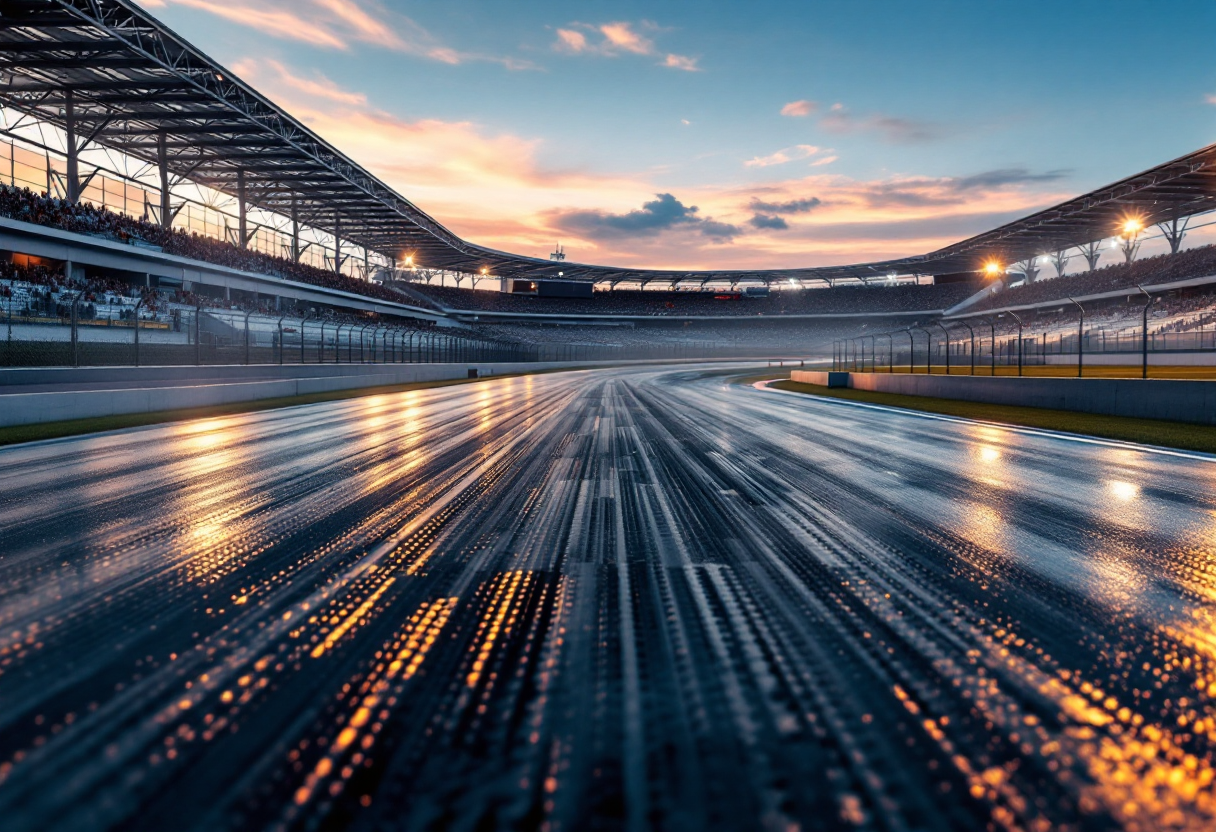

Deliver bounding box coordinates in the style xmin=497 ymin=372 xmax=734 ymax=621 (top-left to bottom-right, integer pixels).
xmin=962 ymin=244 xmax=1216 ymax=315
xmin=401 ymin=281 xmax=977 ymax=319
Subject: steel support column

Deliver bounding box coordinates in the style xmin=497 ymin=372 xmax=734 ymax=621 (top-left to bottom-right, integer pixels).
xmin=291 ymin=198 xmax=301 ymax=263
xmin=157 ymin=129 xmax=172 ymax=229
xmin=64 ymin=89 xmax=80 ymax=203
xmin=236 ymin=169 xmax=247 ymax=249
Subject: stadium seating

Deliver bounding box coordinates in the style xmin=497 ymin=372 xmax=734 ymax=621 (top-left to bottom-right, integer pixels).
xmin=404 ymin=280 xmax=978 ymax=317
xmin=969 ymin=245 xmax=1216 ymax=313
xmin=0 ymin=184 xmax=408 ymax=305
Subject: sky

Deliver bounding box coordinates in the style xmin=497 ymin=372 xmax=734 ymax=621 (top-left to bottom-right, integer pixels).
xmin=135 ymin=0 xmax=1216 ymax=271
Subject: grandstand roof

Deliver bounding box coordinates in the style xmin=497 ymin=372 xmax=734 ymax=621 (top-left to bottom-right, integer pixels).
xmin=2 ymin=0 xmax=1216 ymax=285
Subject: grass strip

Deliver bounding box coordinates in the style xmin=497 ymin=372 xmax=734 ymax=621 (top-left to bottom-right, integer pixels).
xmin=0 ymin=372 xmax=548 ymax=448
xmin=769 ymin=379 xmax=1216 ymax=455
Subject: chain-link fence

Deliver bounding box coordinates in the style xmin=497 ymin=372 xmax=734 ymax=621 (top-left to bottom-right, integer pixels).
xmin=834 ymin=323 xmax=1216 ymax=374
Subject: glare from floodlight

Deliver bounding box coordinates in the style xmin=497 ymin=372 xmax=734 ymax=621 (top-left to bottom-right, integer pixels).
xmin=1122 ymin=218 xmax=1143 ymax=236
xmin=984 ymin=261 xmax=1002 ymax=277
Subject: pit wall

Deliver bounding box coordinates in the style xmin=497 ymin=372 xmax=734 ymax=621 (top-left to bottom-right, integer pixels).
xmin=789 ymin=370 xmax=1216 ymax=426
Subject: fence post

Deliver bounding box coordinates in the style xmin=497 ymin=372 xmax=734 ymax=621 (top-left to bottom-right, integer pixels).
xmin=1137 ymin=285 xmax=1152 ymax=379
xmin=133 ymin=292 xmax=145 ymax=367
xmin=70 ymin=290 xmax=82 ymax=368
xmin=244 ymin=309 xmax=252 ymax=365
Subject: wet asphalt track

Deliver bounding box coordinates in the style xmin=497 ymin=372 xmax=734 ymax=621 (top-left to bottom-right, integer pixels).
xmin=1 ymin=364 xmax=1215 ymax=832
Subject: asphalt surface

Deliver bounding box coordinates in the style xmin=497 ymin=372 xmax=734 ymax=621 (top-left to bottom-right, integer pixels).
xmin=1 ymin=364 xmax=1215 ymax=832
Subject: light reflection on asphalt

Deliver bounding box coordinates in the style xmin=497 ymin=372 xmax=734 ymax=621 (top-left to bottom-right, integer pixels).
xmin=0 ymin=365 xmax=1214 ymax=831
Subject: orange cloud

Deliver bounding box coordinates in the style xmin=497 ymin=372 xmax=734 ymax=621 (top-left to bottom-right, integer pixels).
xmin=552 ymin=20 xmax=698 ymax=70
xmin=154 ymin=0 xmax=348 ymax=49
xmin=598 ymin=22 xmax=653 ymax=54
xmin=744 ymin=144 xmax=822 ymax=168
xmin=554 ymin=29 xmax=588 ymax=53
xmin=233 ymin=59 xmax=368 ymax=106
xmin=780 ymin=99 xmax=817 ymax=117
xmin=662 ymin=54 xmax=700 ymax=72
xmin=144 ymin=0 xmax=495 ymax=65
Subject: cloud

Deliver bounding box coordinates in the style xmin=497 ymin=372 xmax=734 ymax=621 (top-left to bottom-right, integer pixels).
xmin=851 ymin=168 xmax=1070 ymax=209
xmin=552 ymin=193 xmax=740 ymax=242
xmin=599 ymin=21 xmax=653 ymax=54
xmin=749 ymin=214 xmax=788 ymax=230
xmin=1207 ymin=94 xmax=1216 ymax=105
xmin=148 ymin=0 xmax=523 ymax=66
xmin=662 ymin=54 xmax=700 ymax=72
xmin=811 ymin=155 xmax=838 ymax=167
xmin=950 ymin=167 xmax=1070 ymax=190
xmin=819 ymin=102 xmax=940 ymax=143
xmin=780 ymin=99 xmax=817 ymax=117
xmin=552 ymin=20 xmax=699 ymax=70
xmin=554 ymin=29 xmax=588 ymax=52
xmin=749 ymin=197 xmax=822 ymax=214
xmin=235 ymin=59 xmax=368 ymax=106
xmin=744 ymin=144 xmax=822 ymax=168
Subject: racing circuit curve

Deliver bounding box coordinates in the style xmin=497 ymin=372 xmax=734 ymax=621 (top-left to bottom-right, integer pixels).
xmin=0 ymin=365 xmax=1214 ymax=832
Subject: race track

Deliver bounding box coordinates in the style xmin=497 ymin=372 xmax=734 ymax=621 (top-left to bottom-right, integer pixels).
xmin=1 ymin=364 xmax=1214 ymax=832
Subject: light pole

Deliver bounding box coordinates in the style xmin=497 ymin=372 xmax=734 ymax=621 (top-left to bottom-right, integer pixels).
xmin=904 ymin=328 xmax=915 ymax=373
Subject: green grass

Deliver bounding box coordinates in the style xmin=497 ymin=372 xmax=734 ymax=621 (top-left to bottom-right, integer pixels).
xmin=0 ymin=373 xmax=534 ymax=448
xmin=769 ymin=380 xmax=1216 ymax=454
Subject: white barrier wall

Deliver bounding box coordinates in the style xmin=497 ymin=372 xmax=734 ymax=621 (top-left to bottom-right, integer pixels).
xmin=0 ymin=360 xmax=759 ymax=428
xmin=792 ymin=371 xmax=1216 ymax=426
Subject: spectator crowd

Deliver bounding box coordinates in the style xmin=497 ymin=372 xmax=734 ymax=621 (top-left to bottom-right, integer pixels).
xmin=0 ymin=184 xmax=408 ymax=305
xmin=970 ymin=244 xmax=1216 ymax=314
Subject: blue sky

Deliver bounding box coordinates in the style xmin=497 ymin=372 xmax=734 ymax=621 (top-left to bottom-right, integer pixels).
xmin=137 ymin=0 xmax=1216 ymax=270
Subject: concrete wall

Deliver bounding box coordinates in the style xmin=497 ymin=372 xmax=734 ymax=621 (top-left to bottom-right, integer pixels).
xmin=0 ymin=362 xmax=568 ymax=427
xmin=845 ymin=372 xmax=1216 ymax=425
xmin=790 ymin=371 xmax=849 ymax=388
xmin=0 ymin=359 xmax=762 ymax=428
